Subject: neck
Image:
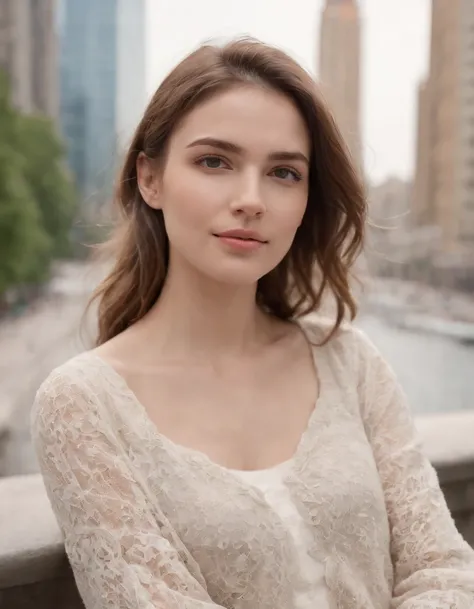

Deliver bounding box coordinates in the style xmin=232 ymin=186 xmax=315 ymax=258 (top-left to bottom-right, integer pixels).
xmin=138 ymin=260 xmax=270 ymax=360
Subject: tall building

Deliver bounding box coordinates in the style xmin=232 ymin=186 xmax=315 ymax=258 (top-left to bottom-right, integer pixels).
xmin=0 ymin=0 xmax=58 ymax=120
xmin=413 ymin=1 xmax=474 ymax=257
xmin=319 ymin=0 xmax=362 ymax=173
xmin=412 ymin=80 xmax=433 ymax=227
xmin=59 ymin=0 xmax=146 ymax=204
xmin=30 ymin=0 xmax=59 ymax=120
xmin=60 ymin=0 xmax=117 ymax=204
xmin=0 ymin=0 xmax=32 ymax=113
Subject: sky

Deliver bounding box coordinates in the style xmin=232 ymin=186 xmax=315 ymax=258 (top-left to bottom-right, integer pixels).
xmin=146 ymin=0 xmax=431 ymax=186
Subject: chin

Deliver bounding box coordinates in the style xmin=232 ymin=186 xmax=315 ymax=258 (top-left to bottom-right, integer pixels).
xmin=200 ymin=261 xmax=272 ymax=287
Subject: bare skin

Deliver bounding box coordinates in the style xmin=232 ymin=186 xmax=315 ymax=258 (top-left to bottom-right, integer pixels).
xmin=95 ymin=85 xmax=319 ymax=471
xmin=96 ymin=313 xmax=318 ymax=471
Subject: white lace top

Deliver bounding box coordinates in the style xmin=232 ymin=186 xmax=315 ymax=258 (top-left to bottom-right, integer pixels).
xmin=31 ymin=317 xmax=474 ymax=609
xmin=232 ymin=462 xmax=330 ymax=609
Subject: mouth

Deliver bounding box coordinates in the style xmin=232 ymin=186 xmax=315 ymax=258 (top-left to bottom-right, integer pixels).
xmin=216 ymin=235 xmax=265 ymax=243
xmin=213 ymin=230 xmax=267 ymax=244
xmin=213 ymin=232 xmax=267 ymax=251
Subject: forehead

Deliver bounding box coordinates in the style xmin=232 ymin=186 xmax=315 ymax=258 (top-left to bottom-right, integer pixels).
xmin=170 ymin=85 xmax=310 ymax=155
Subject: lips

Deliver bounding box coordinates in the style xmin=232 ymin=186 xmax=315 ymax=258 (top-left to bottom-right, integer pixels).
xmin=214 ymin=229 xmax=267 ymax=243
xmin=221 ymin=235 xmax=261 ymax=242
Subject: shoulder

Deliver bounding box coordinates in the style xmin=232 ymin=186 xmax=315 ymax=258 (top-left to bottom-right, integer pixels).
xmin=299 ymin=314 xmax=381 ymax=371
xmin=31 ymin=351 xmax=107 ymax=432
xmin=35 ymin=350 xmax=105 ymax=400
xmin=301 ymin=315 xmax=404 ymax=420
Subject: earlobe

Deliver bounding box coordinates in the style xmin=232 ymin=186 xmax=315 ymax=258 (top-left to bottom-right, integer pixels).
xmin=136 ymin=152 xmax=162 ymax=210
xmin=142 ymin=187 xmax=162 ymax=211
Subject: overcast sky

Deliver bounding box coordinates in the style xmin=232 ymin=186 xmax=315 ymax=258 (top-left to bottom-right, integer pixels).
xmin=146 ymin=0 xmax=431 ymax=185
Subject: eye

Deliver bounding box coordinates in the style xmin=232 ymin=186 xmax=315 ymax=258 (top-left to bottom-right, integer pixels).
xmin=271 ymin=167 xmax=303 ymax=182
xmin=196 ymin=155 xmax=229 ymax=170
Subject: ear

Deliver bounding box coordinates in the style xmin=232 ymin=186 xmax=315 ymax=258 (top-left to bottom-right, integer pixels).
xmin=136 ymin=152 xmax=162 ymax=210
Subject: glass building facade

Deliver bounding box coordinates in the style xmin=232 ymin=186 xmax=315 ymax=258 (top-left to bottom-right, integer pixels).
xmin=59 ymin=0 xmax=118 ymax=205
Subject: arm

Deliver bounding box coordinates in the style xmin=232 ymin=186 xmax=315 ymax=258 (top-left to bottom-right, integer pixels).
xmin=31 ymin=367 xmax=225 ymax=609
xmin=356 ymin=330 xmax=474 ymax=609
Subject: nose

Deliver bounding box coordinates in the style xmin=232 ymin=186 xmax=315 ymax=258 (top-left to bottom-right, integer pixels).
xmin=230 ymin=174 xmax=266 ymax=218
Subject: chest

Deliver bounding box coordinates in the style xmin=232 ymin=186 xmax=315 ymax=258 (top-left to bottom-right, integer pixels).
xmin=134 ymin=402 xmax=390 ymax=565
xmin=124 ymin=352 xmax=317 ymax=470
xmin=120 ymin=388 xmax=393 ymax=607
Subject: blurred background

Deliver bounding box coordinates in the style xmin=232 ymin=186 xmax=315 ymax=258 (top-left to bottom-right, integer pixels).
xmin=0 ymin=0 xmax=473 ymax=481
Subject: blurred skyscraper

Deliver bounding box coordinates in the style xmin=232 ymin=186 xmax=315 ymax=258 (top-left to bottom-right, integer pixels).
xmin=319 ymin=0 xmax=363 ymax=174
xmin=59 ymin=0 xmax=117 ymax=205
xmin=412 ymin=0 xmax=474 ymax=287
xmin=0 ymin=0 xmax=58 ymax=121
xmin=30 ymin=0 xmax=59 ymax=120
xmin=59 ymin=0 xmax=146 ymax=207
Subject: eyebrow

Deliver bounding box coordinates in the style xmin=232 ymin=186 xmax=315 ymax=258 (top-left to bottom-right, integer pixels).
xmin=186 ymin=137 xmax=309 ymax=166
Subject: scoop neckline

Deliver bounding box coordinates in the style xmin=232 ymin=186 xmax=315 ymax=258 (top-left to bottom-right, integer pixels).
xmin=228 ymin=457 xmax=294 ymax=475
xmin=87 ymin=316 xmax=330 ymax=475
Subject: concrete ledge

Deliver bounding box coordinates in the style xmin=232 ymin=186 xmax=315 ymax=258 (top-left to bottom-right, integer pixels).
xmin=0 ymin=474 xmax=84 ymax=608
xmin=0 ymin=474 xmax=70 ymax=589
xmin=0 ymin=413 xmax=473 ymax=608
xmin=416 ymin=411 xmax=474 ymax=467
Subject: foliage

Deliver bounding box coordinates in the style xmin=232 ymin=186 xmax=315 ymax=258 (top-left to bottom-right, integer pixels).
xmin=0 ymin=70 xmax=77 ymax=302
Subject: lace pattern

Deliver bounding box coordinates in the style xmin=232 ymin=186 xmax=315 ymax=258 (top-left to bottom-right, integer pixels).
xmin=31 ymin=318 xmax=474 ymax=609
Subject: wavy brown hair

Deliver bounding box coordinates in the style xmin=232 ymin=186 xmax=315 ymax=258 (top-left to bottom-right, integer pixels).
xmin=89 ymin=37 xmax=366 ymax=346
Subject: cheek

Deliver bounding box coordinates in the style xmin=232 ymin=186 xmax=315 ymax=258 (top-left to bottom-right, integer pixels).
xmin=275 ymin=193 xmax=308 ymax=234
xmin=162 ymin=169 xmax=211 ymax=227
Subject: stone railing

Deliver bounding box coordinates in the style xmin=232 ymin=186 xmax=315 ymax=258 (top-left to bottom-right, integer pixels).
xmin=415 ymin=412 xmax=474 ymax=545
xmin=0 ymin=474 xmax=83 ymax=608
xmin=1 ymin=412 xmax=474 ymax=609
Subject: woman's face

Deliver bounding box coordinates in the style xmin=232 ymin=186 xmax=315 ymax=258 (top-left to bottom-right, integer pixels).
xmin=139 ymin=85 xmax=310 ymax=286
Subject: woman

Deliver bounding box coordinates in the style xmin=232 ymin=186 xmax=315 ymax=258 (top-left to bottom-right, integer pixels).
xmin=31 ymin=38 xmax=474 ymax=609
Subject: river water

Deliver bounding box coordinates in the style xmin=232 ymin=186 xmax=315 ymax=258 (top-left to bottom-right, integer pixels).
xmin=358 ymin=314 xmax=474 ymax=415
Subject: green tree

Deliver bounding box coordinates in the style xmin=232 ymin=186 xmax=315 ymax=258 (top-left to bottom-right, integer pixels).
xmin=17 ymin=114 xmax=77 ymax=259
xmin=0 ymin=147 xmax=52 ymax=295
xmin=0 ymin=70 xmax=77 ymax=302
xmin=0 ymin=73 xmax=50 ymax=296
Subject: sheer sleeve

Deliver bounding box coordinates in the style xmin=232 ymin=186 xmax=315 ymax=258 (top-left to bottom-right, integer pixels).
xmin=356 ymin=329 xmax=474 ymax=609
xmin=31 ymin=367 xmax=225 ymax=609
